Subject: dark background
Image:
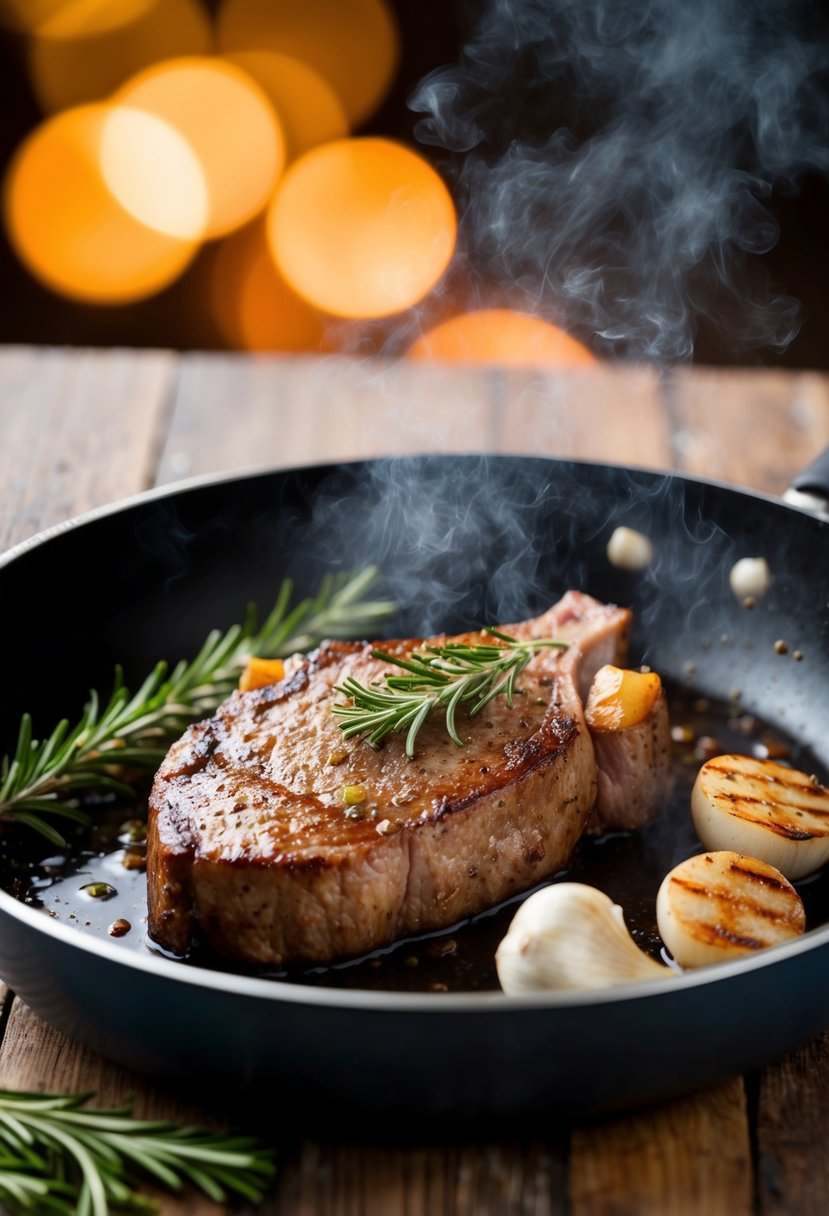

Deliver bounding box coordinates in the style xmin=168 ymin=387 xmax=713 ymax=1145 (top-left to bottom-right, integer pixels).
xmin=0 ymin=0 xmax=827 ymax=368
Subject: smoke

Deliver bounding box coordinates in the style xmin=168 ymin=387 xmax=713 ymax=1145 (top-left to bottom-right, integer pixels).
xmin=409 ymin=0 xmax=829 ymax=361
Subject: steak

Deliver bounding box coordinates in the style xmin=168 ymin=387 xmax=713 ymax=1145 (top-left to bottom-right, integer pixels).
xmin=147 ymin=591 xmax=631 ymax=966
xmin=588 ymin=686 xmax=671 ymax=834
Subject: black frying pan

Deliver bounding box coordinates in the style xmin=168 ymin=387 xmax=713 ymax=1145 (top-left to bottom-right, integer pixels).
xmin=0 ymin=453 xmax=827 ymax=1124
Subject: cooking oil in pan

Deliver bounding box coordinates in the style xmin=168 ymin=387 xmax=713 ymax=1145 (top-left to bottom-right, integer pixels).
xmin=4 ymin=685 xmax=828 ymax=994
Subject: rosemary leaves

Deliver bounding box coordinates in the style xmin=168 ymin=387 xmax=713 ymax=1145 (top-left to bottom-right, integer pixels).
xmin=0 ymin=568 xmax=396 ymax=843
xmin=0 ymin=1089 xmax=276 ymax=1216
xmin=333 ymin=628 xmax=567 ymax=758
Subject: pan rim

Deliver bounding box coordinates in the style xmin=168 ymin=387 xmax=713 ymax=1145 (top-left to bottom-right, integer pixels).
xmin=1 ymin=453 xmax=827 ymax=1014
xmin=1 ymin=451 xmax=824 ymax=577
xmin=3 ymin=878 xmax=829 ymax=1011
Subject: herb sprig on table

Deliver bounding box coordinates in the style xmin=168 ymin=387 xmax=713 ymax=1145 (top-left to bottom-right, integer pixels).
xmin=0 ymin=568 xmax=396 ymax=844
xmin=0 ymin=1089 xmax=276 ymax=1215
xmin=333 ymin=628 xmax=567 ymax=759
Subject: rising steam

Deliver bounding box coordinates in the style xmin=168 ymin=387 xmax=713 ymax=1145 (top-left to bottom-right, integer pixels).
xmin=410 ymin=0 xmax=829 ymax=361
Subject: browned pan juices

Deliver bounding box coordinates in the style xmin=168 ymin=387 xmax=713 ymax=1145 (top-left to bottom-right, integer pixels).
xmin=5 ymin=683 xmax=829 ymax=993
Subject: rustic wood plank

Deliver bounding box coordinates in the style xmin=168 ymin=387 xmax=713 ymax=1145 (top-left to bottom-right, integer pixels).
xmin=267 ymin=1137 xmax=565 ymax=1216
xmin=569 ymin=1079 xmax=753 ymax=1216
xmin=156 ymin=353 xmax=500 ymax=483
xmin=667 ymin=367 xmax=829 ymax=494
xmin=756 ymin=1032 xmax=829 ymax=1216
xmin=0 ymin=345 xmax=177 ymax=551
xmin=0 ymin=1001 xmax=233 ymax=1215
xmin=498 ymin=366 xmax=671 ymax=469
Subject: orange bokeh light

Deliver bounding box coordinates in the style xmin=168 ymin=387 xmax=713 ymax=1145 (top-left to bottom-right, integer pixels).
xmin=217 ymin=0 xmax=398 ymax=128
xmin=210 ymin=220 xmax=326 ymax=352
xmin=26 ymin=0 xmax=211 ymax=114
xmin=408 ymin=310 xmax=597 ymax=368
xmin=268 ymin=138 xmax=456 ymax=320
xmin=100 ymin=105 xmax=208 ymax=240
xmin=2 ymin=0 xmax=155 ymax=37
xmin=115 ymin=57 xmax=285 ymax=239
xmin=3 ymin=103 xmax=198 ymax=303
xmin=225 ymin=51 xmax=348 ymax=161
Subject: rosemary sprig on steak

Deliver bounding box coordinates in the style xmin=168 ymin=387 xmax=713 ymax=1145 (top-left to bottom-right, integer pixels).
xmin=0 ymin=1089 xmax=275 ymax=1215
xmin=0 ymin=568 xmax=396 ymax=844
xmin=333 ymin=628 xmax=568 ymax=759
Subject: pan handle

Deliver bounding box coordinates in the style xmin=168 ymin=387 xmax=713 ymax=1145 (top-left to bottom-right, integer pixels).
xmin=782 ymin=446 xmax=829 ymax=519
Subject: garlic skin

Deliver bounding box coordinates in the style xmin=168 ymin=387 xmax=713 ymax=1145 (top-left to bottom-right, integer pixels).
xmin=606 ymin=526 xmax=654 ymax=571
xmin=495 ymin=883 xmax=676 ymax=995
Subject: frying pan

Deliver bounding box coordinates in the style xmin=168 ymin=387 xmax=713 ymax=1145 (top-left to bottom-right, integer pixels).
xmin=0 ymin=453 xmax=827 ymax=1124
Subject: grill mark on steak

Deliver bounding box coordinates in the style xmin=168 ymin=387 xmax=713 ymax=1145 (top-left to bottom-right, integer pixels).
xmin=147 ymin=591 xmax=632 ymax=965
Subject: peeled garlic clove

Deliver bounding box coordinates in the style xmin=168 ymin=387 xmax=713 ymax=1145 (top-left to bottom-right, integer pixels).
xmin=495 ymin=883 xmax=676 ymax=995
xmin=656 ymin=850 xmax=805 ymax=969
xmin=606 ymin=526 xmax=654 ymax=570
xmin=729 ymin=556 xmax=771 ymax=601
xmin=691 ymin=755 xmax=829 ymax=880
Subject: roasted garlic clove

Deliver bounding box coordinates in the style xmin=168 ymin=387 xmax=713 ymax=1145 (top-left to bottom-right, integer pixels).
xmin=495 ymin=883 xmax=676 ymax=994
xmin=691 ymin=755 xmax=829 ymax=880
xmin=656 ymin=850 xmax=805 ymax=968
xmin=584 ymin=664 xmax=663 ymax=731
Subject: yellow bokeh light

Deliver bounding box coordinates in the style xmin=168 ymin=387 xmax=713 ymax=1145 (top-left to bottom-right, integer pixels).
xmin=100 ymin=106 xmax=208 ymax=240
xmin=225 ymin=51 xmax=348 ymax=161
xmin=408 ymin=310 xmax=597 ymax=368
xmin=26 ymin=0 xmax=211 ymax=113
xmin=268 ymin=138 xmax=457 ymax=320
xmin=217 ymin=0 xmax=399 ymax=128
xmin=116 ymin=57 xmax=285 ymax=239
xmin=3 ymin=103 xmax=198 ymax=303
xmin=210 ymin=220 xmax=326 ymax=352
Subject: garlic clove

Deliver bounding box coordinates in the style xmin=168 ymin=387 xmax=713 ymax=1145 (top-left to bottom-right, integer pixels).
xmin=729 ymin=556 xmax=771 ymax=601
xmin=606 ymin=526 xmax=654 ymax=570
xmin=495 ymin=882 xmax=676 ymax=995
xmin=691 ymin=755 xmax=829 ymax=880
xmin=584 ymin=664 xmax=663 ymax=731
xmin=656 ymin=850 xmax=805 ymax=969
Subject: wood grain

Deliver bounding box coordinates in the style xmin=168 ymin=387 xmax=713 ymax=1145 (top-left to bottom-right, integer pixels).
xmin=267 ymin=1137 xmax=566 ymax=1216
xmin=569 ymin=1079 xmax=753 ymax=1216
xmin=499 ymin=365 xmax=671 ymax=468
xmin=0 ymin=345 xmax=177 ymax=551
xmin=756 ymin=1032 xmax=829 ymax=1216
xmin=156 ymin=354 xmax=499 ymax=484
xmin=667 ymin=367 xmax=829 ymax=494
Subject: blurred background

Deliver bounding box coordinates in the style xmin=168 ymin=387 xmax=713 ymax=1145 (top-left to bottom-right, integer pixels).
xmin=0 ymin=0 xmax=827 ymax=369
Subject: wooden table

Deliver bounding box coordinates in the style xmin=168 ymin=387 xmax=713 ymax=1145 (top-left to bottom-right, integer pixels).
xmin=1 ymin=345 xmax=828 ymax=1215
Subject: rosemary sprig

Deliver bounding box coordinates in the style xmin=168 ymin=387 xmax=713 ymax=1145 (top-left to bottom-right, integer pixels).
xmin=333 ymin=627 xmax=567 ymax=758
xmin=0 ymin=568 xmax=396 ymax=844
xmin=0 ymin=1089 xmax=276 ymax=1215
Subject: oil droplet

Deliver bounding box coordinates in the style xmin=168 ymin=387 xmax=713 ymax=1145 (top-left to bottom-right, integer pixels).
xmin=80 ymin=882 xmax=117 ymax=900
xmin=425 ymin=937 xmax=458 ymax=958
xmin=118 ymin=819 xmax=147 ymax=845
xmin=120 ymin=848 xmax=147 ymax=872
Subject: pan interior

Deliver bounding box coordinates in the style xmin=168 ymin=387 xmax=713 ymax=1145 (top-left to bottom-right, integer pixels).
xmin=1 ymin=456 xmax=827 ymax=995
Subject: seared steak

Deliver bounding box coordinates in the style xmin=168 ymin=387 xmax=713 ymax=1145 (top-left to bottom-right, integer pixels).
xmin=588 ymin=687 xmax=671 ymax=834
xmin=148 ymin=591 xmax=631 ymax=965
